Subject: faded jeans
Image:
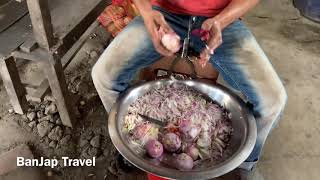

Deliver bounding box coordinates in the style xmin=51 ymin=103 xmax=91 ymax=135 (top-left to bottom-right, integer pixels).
xmin=92 ymin=7 xmax=287 ymax=171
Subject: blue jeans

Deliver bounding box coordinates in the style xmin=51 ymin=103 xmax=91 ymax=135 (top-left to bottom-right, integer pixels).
xmin=92 ymin=7 xmax=287 ymax=170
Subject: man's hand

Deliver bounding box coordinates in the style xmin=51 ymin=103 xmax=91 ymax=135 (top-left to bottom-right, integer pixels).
xmin=198 ymin=18 xmax=222 ymax=67
xmin=143 ymin=10 xmax=175 ymax=56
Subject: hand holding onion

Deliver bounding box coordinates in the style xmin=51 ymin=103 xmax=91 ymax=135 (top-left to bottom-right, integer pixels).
xmin=142 ymin=10 xmax=177 ymax=56
xmin=199 ymin=18 xmax=223 ymax=68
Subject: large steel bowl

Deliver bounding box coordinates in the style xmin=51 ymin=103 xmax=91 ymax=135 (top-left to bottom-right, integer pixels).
xmin=108 ymin=80 xmax=257 ymax=179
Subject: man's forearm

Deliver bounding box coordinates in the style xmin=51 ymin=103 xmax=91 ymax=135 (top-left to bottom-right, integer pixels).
xmin=213 ymin=0 xmax=259 ymax=29
xmin=132 ymin=0 xmax=153 ymax=19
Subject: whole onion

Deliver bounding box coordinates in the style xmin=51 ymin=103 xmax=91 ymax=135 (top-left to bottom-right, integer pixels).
xmin=162 ymin=133 xmax=181 ymax=152
xmin=145 ymin=139 xmax=164 ymax=158
xmin=185 ymin=146 xmax=199 ymax=160
xmin=174 ymin=153 xmax=194 ymax=170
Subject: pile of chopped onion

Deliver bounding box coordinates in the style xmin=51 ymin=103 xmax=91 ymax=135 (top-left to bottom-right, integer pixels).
xmin=124 ymin=83 xmax=233 ymax=169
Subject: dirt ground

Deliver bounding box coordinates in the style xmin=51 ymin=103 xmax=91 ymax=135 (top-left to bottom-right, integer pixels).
xmin=244 ymin=1 xmax=320 ymax=180
xmin=0 ymin=0 xmax=319 ymax=180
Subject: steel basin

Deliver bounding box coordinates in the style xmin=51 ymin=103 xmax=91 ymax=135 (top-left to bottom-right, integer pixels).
xmin=108 ymin=80 xmax=257 ymax=179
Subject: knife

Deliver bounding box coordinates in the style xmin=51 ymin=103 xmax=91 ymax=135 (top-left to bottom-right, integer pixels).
xmin=138 ymin=113 xmax=166 ymax=127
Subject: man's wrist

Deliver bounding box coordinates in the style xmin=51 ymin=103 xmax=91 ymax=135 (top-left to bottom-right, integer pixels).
xmin=132 ymin=0 xmax=153 ymax=20
xmin=210 ymin=16 xmax=223 ymax=29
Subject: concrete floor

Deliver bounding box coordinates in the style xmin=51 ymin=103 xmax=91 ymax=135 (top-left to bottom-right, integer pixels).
xmin=243 ymin=0 xmax=320 ymax=180
xmin=0 ymin=0 xmax=319 ymax=180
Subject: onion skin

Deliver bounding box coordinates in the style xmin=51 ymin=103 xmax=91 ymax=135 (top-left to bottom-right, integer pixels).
xmin=187 ymin=126 xmax=201 ymax=140
xmin=133 ymin=123 xmax=154 ymax=140
xmin=162 ymin=133 xmax=182 ymax=152
xmin=145 ymin=140 xmax=164 ymax=158
xmin=179 ymin=120 xmax=192 ymax=134
xmin=174 ymin=153 xmax=194 ymax=170
xmin=179 ymin=120 xmax=201 ymax=141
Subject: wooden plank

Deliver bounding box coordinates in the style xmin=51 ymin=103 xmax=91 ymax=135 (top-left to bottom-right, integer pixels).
xmin=61 ymin=21 xmax=100 ymax=68
xmin=43 ymin=54 xmax=75 ymax=127
xmin=13 ymin=21 xmax=102 ymax=103
xmin=11 ymin=47 xmax=48 ymax=61
xmin=0 ymin=57 xmax=28 ymax=114
xmin=0 ymin=0 xmax=28 ymax=33
xmin=51 ymin=0 xmax=109 ymax=58
xmin=0 ymin=15 xmax=32 ymax=58
xmin=20 ymin=37 xmax=38 ymax=53
xmin=59 ymin=0 xmax=108 ymax=44
xmin=50 ymin=0 xmax=109 ymax=39
xmin=25 ymin=79 xmax=49 ymax=103
xmin=26 ymin=0 xmax=55 ymax=49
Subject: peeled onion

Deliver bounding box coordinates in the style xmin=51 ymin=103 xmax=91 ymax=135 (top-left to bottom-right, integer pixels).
xmin=161 ymin=33 xmax=181 ymax=53
xmin=162 ymin=133 xmax=181 ymax=152
xmin=145 ymin=139 xmax=164 ymax=158
xmin=158 ymin=27 xmax=181 ymax=53
xmin=174 ymin=153 xmax=194 ymax=170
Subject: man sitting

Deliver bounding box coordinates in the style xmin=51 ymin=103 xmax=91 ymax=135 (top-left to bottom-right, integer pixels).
xmin=92 ymin=0 xmax=287 ymax=179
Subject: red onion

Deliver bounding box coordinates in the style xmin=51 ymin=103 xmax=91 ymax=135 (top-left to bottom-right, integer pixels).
xmin=185 ymin=145 xmax=199 ymax=160
xmin=162 ymin=133 xmax=181 ymax=152
xmin=174 ymin=153 xmax=194 ymax=170
xmin=145 ymin=139 xmax=164 ymax=158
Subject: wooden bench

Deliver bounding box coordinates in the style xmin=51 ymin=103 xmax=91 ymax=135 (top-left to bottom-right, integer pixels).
xmin=0 ymin=0 xmax=110 ymax=127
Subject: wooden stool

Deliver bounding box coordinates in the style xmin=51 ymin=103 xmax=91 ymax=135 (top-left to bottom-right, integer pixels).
xmin=0 ymin=0 xmax=108 ymax=127
xmin=140 ymin=56 xmax=219 ymax=82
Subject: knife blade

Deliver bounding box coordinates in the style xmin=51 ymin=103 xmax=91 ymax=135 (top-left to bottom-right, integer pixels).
xmin=138 ymin=113 xmax=166 ymax=127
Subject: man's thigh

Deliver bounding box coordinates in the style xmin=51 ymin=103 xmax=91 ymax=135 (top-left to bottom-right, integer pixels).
xmin=199 ymin=20 xmax=287 ymax=165
xmin=206 ymin=20 xmax=287 ymax=120
xmin=92 ymin=16 xmax=162 ymax=111
xmin=92 ymin=16 xmax=161 ymax=91
xmin=191 ymin=20 xmax=287 ymax=145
